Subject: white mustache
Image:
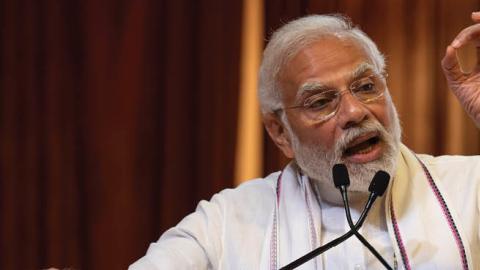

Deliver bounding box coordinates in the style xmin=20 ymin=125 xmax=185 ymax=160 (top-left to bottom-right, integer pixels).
xmin=333 ymin=120 xmax=389 ymax=159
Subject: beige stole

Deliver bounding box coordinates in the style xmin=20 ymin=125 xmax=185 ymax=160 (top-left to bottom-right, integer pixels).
xmin=386 ymin=144 xmax=473 ymax=269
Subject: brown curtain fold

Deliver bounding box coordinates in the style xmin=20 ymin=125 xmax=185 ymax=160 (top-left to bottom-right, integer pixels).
xmin=263 ymin=0 xmax=480 ymax=174
xmin=3 ymin=0 xmax=480 ymax=269
xmin=0 ymin=0 xmax=243 ymax=269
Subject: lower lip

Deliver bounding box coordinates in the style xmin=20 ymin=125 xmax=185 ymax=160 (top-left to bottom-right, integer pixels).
xmin=343 ymin=142 xmax=383 ymax=163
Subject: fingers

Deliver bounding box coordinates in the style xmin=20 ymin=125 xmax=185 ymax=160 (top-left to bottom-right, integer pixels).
xmin=443 ymin=12 xmax=480 ymax=81
xmin=451 ymin=12 xmax=480 ymax=49
xmin=442 ymin=45 xmax=464 ymax=81
xmin=451 ymin=24 xmax=480 ymax=49
xmin=477 ymin=46 xmax=480 ymax=69
xmin=472 ymin=11 xmax=480 ymax=23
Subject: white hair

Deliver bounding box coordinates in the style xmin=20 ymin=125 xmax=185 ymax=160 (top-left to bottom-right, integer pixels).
xmin=258 ymin=14 xmax=386 ymax=115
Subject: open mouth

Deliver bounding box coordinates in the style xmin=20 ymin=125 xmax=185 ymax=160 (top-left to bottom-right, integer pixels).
xmin=343 ymin=134 xmax=381 ymax=157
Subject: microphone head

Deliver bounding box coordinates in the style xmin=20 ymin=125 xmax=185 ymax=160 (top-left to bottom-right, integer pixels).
xmin=332 ymin=164 xmax=350 ymax=188
xmin=368 ymin=170 xmax=390 ymax=196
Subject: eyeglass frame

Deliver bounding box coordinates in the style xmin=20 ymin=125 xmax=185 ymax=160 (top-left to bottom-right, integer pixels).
xmin=273 ymin=72 xmax=388 ymax=123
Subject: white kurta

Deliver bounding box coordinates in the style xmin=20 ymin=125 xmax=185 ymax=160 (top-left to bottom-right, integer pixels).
xmin=130 ymin=145 xmax=480 ymax=269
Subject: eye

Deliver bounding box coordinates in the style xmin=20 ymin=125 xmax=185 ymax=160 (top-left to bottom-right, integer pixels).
xmin=304 ymin=92 xmax=336 ymax=110
xmin=352 ymin=76 xmax=377 ymax=94
xmin=357 ymin=82 xmax=375 ymax=92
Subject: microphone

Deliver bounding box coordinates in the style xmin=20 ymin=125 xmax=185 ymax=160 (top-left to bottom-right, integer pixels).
xmin=333 ymin=164 xmax=392 ymax=270
xmin=279 ymin=167 xmax=390 ymax=270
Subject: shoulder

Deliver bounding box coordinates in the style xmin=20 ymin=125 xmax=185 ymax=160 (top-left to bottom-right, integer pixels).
xmin=417 ymin=153 xmax=480 ymax=181
xmin=414 ymin=153 xmax=480 ymax=248
xmin=189 ymin=171 xmax=281 ymax=224
xmin=220 ymin=171 xmax=279 ymax=200
xmin=207 ymin=171 xmax=280 ymax=215
xmin=416 ymin=153 xmax=480 ymax=198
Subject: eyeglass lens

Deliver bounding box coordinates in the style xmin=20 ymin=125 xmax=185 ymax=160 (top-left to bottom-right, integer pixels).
xmin=302 ymin=74 xmax=385 ymax=122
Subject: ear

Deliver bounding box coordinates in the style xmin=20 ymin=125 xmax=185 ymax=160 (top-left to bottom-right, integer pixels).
xmin=263 ymin=112 xmax=295 ymax=158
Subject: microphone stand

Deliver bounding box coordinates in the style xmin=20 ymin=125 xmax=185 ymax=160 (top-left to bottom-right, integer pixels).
xmin=339 ymin=186 xmax=393 ymax=270
xmin=279 ymin=167 xmax=391 ymax=270
xmin=279 ymin=191 xmax=377 ymax=270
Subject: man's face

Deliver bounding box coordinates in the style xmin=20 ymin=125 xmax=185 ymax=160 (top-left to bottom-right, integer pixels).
xmin=277 ymin=36 xmax=401 ymax=192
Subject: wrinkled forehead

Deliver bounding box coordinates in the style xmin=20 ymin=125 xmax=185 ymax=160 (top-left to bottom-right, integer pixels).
xmin=279 ymin=33 xmax=377 ymax=76
xmin=297 ymin=62 xmax=376 ymax=96
xmin=279 ymin=36 xmax=376 ymax=98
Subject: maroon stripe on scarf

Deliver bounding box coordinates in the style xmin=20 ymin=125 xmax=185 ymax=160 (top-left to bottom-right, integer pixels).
xmin=390 ymin=200 xmax=411 ymax=270
xmin=417 ymin=159 xmax=469 ymax=270
xmin=391 ymin=156 xmax=469 ymax=270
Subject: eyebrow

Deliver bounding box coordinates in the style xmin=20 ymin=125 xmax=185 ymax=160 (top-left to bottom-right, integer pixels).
xmin=296 ymin=62 xmax=376 ymax=100
xmin=350 ymin=62 xmax=376 ymax=81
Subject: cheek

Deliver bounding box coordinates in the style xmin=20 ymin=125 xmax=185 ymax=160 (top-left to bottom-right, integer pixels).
xmin=292 ymin=119 xmax=337 ymax=150
xmin=369 ymin=101 xmax=393 ymax=128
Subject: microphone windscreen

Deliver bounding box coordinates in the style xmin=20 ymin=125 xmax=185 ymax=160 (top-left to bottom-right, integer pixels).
xmin=332 ymin=164 xmax=350 ymax=188
xmin=368 ymin=170 xmax=390 ymax=196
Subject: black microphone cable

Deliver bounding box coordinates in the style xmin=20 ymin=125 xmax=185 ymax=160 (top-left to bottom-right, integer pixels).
xmin=333 ymin=164 xmax=393 ymax=270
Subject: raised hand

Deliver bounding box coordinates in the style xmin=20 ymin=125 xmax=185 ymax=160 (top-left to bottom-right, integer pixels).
xmin=442 ymin=12 xmax=480 ymax=126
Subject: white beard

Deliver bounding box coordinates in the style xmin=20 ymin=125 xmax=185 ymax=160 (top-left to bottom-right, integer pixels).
xmin=285 ymin=103 xmax=402 ymax=193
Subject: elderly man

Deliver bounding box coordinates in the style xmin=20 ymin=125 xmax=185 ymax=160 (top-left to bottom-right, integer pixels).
xmin=130 ymin=13 xmax=480 ymax=269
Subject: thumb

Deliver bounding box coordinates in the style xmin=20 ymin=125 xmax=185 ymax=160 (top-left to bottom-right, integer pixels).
xmin=442 ymin=45 xmax=464 ymax=81
xmin=472 ymin=11 xmax=480 ymax=23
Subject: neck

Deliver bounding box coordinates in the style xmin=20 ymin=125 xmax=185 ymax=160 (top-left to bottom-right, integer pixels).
xmin=311 ymin=177 xmax=370 ymax=212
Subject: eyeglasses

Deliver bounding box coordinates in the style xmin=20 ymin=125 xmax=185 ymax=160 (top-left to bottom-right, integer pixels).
xmin=275 ymin=73 xmax=387 ymax=123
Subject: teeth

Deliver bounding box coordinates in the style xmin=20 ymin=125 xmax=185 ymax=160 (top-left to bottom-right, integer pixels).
xmin=355 ymin=144 xmax=373 ymax=154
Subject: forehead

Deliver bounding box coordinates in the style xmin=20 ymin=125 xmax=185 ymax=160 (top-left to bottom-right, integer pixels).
xmin=279 ymin=36 xmax=373 ymax=99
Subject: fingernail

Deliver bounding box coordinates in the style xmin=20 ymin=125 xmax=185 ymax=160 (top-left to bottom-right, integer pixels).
xmin=452 ymin=39 xmax=460 ymax=48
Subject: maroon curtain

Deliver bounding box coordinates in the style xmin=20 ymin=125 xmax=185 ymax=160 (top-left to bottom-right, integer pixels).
xmin=0 ymin=0 xmax=243 ymax=269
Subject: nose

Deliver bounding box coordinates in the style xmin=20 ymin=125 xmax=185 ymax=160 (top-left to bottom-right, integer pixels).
xmin=336 ymin=92 xmax=368 ymax=129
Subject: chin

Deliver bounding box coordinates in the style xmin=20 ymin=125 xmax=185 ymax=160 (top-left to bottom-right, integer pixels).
xmin=345 ymin=145 xmax=399 ymax=192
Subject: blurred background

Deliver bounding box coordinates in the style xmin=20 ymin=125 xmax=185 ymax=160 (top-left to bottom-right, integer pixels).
xmin=1 ymin=0 xmax=480 ymax=269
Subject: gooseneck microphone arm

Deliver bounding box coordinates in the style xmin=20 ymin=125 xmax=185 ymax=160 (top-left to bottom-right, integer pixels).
xmin=335 ymin=164 xmax=392 ymax=270
xmin=339 ymin=187 xmax=392 ymax=269
xmin=279 ymin=168 xmax=388 ymax=270
xmin=279 ymin=193 xmax=374 ymax=270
